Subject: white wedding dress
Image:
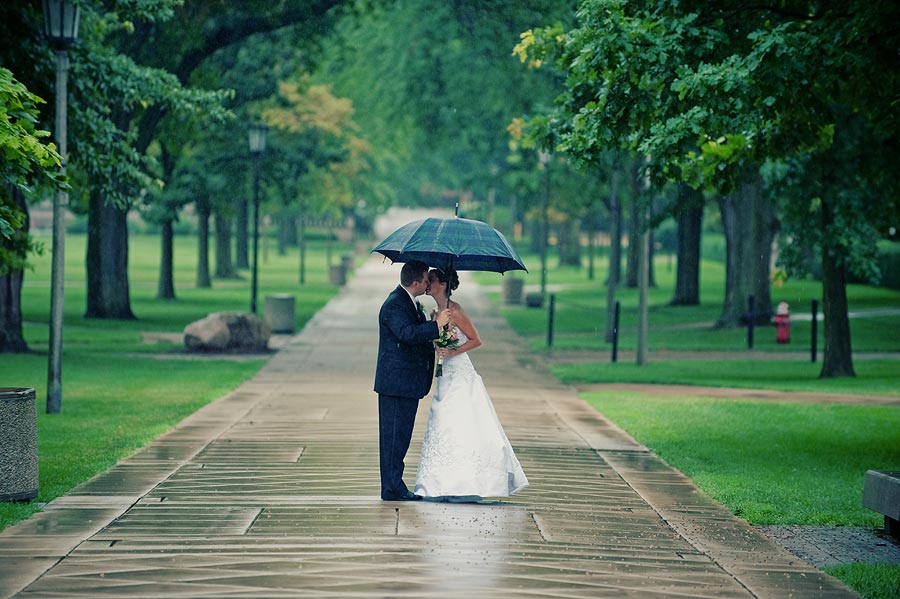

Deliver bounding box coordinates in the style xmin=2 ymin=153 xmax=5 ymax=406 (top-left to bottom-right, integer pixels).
xmin=414 ymin=326 xmax=529 ymax=500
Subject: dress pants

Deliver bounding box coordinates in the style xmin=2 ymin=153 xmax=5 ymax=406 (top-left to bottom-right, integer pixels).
xmin=378 ymin=394 xmax=419 ymax=500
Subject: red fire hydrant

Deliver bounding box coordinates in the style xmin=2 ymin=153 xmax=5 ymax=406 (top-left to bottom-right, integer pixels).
xmin=775 ymin=301 xmax=790 ymax=344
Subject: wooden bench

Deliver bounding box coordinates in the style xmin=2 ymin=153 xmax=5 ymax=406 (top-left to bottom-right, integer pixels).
xmin=862 ymin=470 xmax=900 ymax=538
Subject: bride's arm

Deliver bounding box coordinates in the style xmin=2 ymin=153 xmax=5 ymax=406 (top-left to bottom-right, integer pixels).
xmin=441 ymin=304 xmax=481 ymax=357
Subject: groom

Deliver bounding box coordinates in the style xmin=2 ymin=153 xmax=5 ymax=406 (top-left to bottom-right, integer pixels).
xmin=375 ymin=260 xmax=450 ymax=501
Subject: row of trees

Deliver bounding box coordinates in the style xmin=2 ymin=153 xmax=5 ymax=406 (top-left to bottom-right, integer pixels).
xmin=1 ymin=0 xmax=360 ymax=349
xmin=513 ymin=0 xmax=900 ymax=378
xmin=2 ymin=1 xmax=898 ymax=381
xmin=0 ymin=0 xmax=570 ymax=351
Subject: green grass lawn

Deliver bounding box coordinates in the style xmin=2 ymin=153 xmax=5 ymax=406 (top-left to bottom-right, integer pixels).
xmin=825 ymin=563 xmax=900 ymax=599
xmin=554 ymin=359 xmax=900 ymax=396
xmin=0 ymin=230 xmax=350 ymax=530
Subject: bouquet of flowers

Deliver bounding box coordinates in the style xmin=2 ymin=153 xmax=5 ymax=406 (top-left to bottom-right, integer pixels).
xmin=434 ymin=325 xmax=460 ymax=377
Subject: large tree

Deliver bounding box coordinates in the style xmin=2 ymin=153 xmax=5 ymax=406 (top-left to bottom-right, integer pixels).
xmin=0 ymin=66 xmax=64 ymax=352
xmin=80 ymin=0 xmax=344 ymax=318
xmin=10 ymin=0 xmax=233 ymax=319
xmin=515 ymin=0 xmax=900 ymax=377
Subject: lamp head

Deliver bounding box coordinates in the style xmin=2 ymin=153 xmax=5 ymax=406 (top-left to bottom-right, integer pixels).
xmin=248 ymin=124 xmax=268 ymax=155
xmin=42 ymin=0 xmax=80 ymax=47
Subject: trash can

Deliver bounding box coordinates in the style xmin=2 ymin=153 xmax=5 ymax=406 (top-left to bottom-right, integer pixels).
xmin=341 ymin=254 xmax=354 ymax=273
xmin=0 ymin=387 xmax=38 ymax=501
xmin=264 ymin=294 xmax=296 ymax=334
xmin=525 ymin=292 xmax=544 ymax=308
xmin=502 ymin=277 xmax=524 ymax=305
xmin=329 ymin=264 xmax=346 ymax=286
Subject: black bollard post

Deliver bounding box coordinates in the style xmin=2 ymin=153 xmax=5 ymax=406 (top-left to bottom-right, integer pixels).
xmin=547 ymin=294 xmax=556 ymax=347
xmin=611 ymin=301 xmax=620 ymax=362
xmin=747 ymin=295 xmax=755 ymax=349
xmin=811 ymin=299 xmax=818 ymax=362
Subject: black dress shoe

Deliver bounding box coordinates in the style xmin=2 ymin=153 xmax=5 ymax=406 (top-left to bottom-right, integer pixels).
xmin=382 ymin=490 xmax=422 ymax=501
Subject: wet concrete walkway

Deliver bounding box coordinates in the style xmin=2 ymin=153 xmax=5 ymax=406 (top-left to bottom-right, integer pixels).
xmin=0 ymin=254 xmax=861 ymax=598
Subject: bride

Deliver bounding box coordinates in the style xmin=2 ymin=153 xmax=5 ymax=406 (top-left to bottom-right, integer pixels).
xmin=414 ymin=267 xmax=528 ymax=501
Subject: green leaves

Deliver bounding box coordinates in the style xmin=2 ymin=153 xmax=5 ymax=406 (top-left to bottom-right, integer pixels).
xmin=0 ymin=67 xmax=65 ymax=263
xmin=0 ymin=68 xmax=63 ymax=192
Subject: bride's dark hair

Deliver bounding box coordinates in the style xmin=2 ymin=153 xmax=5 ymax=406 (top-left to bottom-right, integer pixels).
xmin=432 ymin=267 xmax=459 ymax=298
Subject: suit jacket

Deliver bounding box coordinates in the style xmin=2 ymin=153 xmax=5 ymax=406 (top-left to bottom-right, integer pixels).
xmin=374 ymin=285 xmax=439 ymax=399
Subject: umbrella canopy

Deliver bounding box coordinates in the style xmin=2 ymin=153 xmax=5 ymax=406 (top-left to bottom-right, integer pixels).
xmin=372 ymin=216 xmax=527 ymax=273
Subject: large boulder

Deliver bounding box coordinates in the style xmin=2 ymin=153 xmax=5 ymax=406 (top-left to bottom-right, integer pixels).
xmin=184 ymin=312 xmax=271 ymax=352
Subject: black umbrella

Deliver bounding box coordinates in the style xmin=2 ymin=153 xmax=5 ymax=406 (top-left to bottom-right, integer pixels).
xmin=372 ymin=215 xmax=527 ymax=273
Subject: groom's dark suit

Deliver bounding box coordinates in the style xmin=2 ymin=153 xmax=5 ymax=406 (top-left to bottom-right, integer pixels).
xmin=374 ymin=285 xmax=439 ymax=500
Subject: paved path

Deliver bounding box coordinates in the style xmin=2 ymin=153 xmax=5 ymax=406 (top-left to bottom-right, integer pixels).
xmin=0 ymin=255 xmax=861 ymax=598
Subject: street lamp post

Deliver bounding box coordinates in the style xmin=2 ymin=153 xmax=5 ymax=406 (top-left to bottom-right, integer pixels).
xmin=248 ymin=124 xmax=268 ymax=314
xmin=488 ymin=164 xmax=498 ymax=228
xmin=538 ymin=151 xmax=551 ymax=300
xmin=43 ymin=0 xmax=80 ymax=415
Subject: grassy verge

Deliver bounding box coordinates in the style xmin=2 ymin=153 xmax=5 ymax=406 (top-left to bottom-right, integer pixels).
xmin=825 ymin=563 xmax=900 ymax=599
xmin=1 ymin=231 xmax=350 ymax=531
xmin=581 ymin=390 xmax=900 ymax=526
xmin=554 ymin=359 xmax=900 ymax=396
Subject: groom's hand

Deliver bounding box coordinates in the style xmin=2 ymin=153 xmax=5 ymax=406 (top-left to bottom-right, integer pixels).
xmin=436 ymin=309 xmax=451 ymax=329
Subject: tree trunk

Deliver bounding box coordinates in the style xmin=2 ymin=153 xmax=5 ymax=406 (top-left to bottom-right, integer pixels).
xmin=214 ymin=212 xmax=237 ymax=279
xmin=819 ymin=197 xmax=855 ymax=378
xmin=326 ymin=226 xmax=334 ymax=266
xmin=236 ymin=196 xmax=249 ymax=269
xmin=605 ymin=170 xmax=622 ymax=342
xmin=298 ymin=215 xmax=307 ymax=285
xmin=157 ymin=143 xmax=178 ymax=298
xmin=157 ymin=218 xmax=175 ymax=299
xmin=587 ymin=200 xmax=597 ymax=281
xmin=671 ymin=186 xmax=703 ymax=306
xmin=85 ymin=191 xmax=136 ymax=320
xmin=196 ymin=198 xmax=211 ymax=288
xmin=636 ymin=203 xmax=650 ymax=365
xmin=278 ymin=214 xmax=291 ymax=257
xmin=607 ymin=172 xmax=623 ymax=287
xmin=0 ymin=187 xmax=29 ymax=352
xmin=626 ymin=198 xmax=640 ymax=288
xmin=557 ymin=219 xmax=582 ymax=267
xmin=284 ymin=211 xmax=298 ymax=247
xmin=716 ymin=175 xmax=778 ymax=327
xmin=0 ymin=268 xmax=27 ymax=352
xmin=625 ymin=159 xmax=643 ymax=288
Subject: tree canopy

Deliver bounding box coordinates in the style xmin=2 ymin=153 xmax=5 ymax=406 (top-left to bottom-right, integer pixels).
xmin=316 ymin=0 xmax=568 ymax=207
xmin=513 ymin=0 xmax=900 ymax=376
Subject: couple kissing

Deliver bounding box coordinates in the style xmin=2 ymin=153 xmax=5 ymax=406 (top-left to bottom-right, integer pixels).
xmin=374 ymin=260 xmax=528 ymax=503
